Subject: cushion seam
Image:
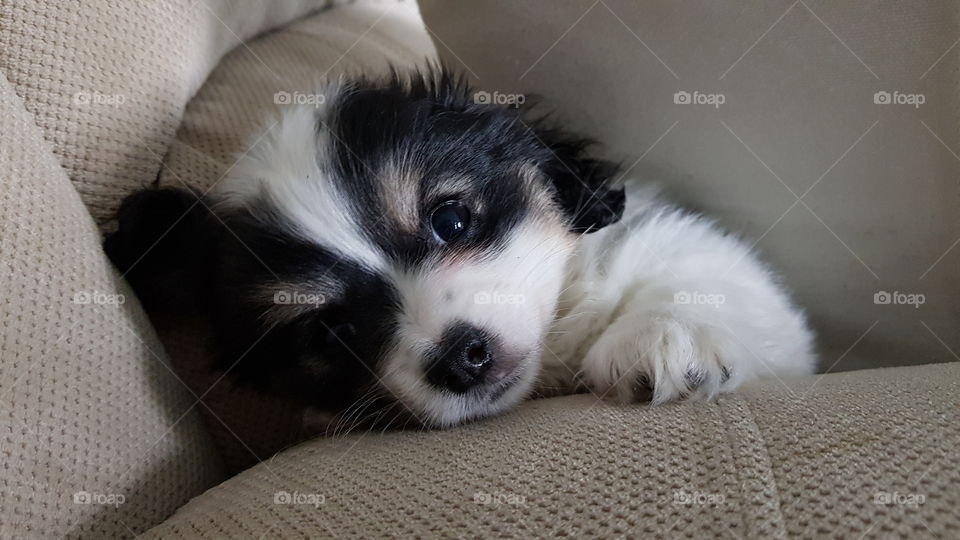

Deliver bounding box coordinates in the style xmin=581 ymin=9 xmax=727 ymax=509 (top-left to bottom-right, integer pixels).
xmin=722 ymin=394 xmax=788 ymax=538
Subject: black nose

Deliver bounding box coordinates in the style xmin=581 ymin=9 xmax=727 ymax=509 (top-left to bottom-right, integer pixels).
xmin=426 ymin=325 xmax=494 ymax=393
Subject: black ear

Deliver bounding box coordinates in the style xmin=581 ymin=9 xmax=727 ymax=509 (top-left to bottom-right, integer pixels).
xmin=535 ymin=129 xmax=625 ymax=233
xmin=104 ymin=187 xmax=219 ymax=314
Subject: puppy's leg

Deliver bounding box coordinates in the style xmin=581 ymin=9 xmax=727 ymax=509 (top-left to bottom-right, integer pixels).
xmin=542 ymin=186 xmax=816 ymax=403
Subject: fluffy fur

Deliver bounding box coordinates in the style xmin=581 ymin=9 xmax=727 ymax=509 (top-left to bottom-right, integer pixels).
xmin=540 ymin=182 xmax=815 ymax=404
xmin=105 ymin=67 xmax=815 ymax=431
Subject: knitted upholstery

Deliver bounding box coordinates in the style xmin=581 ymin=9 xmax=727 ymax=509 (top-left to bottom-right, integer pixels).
xmin=0 ymin=0 xmax=331 ymax=226
xmin=143 ymin=363 xmax=960 ymax=538
xmin=0 ymin=74 xmax=223 ymax=538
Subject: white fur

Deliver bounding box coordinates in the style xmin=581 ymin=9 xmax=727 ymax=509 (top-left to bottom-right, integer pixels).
xmin=217 ymin=100 xmax=386 ymax=272
xmin=539 ymin=183 xmax=816 ymax=403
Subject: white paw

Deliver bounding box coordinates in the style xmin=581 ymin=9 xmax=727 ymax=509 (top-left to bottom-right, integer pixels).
xmin=580 ymin=314 xmax=736 ymax=404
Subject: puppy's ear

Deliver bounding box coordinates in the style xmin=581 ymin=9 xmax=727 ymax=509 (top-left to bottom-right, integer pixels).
xmin=104 ymin=187 xmax=219 ymax=314
xmin=534 ymin=128 xmax=625 ymax=233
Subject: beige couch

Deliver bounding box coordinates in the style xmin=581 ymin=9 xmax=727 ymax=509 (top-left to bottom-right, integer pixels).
xmin=0 ymin=1 xmax=957 ymax=538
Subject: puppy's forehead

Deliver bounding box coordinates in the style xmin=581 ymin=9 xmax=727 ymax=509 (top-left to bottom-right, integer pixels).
xmin=376 ymin=160 xmax=421 ymax=233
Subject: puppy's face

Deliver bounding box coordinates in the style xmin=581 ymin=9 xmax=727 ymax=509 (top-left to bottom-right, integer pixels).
xmin=108 ymin=70 xmax=623 ymax=428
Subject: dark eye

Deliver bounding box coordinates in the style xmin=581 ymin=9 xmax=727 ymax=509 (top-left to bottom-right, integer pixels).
xmin=430 ymin=201 xmax=470 ymax=243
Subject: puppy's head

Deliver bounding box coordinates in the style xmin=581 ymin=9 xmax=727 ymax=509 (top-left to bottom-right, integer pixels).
xmin=107 ymin=68 xmax=623 ymax=428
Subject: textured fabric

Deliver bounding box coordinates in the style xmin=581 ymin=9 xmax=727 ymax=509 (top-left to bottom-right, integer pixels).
xmin=142 ymin=363 xmax=960 ymax=538
xmin=0 ymin=0 xmax=332 ymax=227
xmin=418 ymin=0 xmax=960 ymax=374
xmin=153 ymin=0 xmax=436 ymax=474
xmin=745 ymin=364 xmax=960 ymax=538
xmin=0 ymin=75 xmax=224 ymax=538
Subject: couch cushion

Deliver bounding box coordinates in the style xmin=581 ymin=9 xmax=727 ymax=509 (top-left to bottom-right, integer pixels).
xmin=0 ymin=74 xmax=224 ymax=538
xmin=142 ymin=363 xmax=960 ymax=538
xmin=0 ymin=0 xmax=332 ymax=226
xmin=153 ymin=0 xmax=436 ymax=473
xmin=418 ymin=0 xmax=960 ymax=374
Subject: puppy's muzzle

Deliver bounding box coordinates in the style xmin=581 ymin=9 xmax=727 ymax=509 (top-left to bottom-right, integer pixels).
xmin=426 ymin=323 xmax=513 ymax=393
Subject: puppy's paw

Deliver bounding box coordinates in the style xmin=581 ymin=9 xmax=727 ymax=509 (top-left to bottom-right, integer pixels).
xmin=580 ymin=314 xmax=733 ymax=404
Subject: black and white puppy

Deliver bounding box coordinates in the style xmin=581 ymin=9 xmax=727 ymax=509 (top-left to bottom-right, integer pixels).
xmin=106 ymin=69 xmax=815 ymax=429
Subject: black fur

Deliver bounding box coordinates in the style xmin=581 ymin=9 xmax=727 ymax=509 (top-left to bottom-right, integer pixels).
xmin=212 ymin=207 xmax=399 ymax=409
xmin=104 ymin=187 xmax=219 ymax=315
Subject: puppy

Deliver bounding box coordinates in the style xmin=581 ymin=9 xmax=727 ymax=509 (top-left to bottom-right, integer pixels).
xmin=105 ymin=68 xmax=815 ymax=429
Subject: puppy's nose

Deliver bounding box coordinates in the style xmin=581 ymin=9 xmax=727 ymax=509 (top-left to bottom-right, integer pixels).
xmin=426 ymin=324 xmax=494 ymax=393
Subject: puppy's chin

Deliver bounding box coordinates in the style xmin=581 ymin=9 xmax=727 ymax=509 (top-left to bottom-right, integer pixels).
xmin=424 ymin=364 xmax=538 ymax=429
xmin=379 ymin=353 xmax=541 ymax=429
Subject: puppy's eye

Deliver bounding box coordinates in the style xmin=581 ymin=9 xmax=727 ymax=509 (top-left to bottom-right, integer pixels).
xmin=430 ymin=201 xmax=470 ymax=243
